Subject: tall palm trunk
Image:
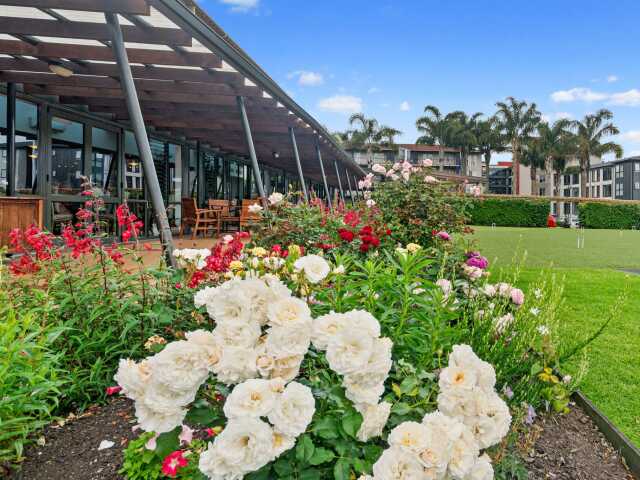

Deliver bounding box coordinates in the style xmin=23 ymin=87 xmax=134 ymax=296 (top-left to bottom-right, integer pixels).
xmin=530 ymin=165 xmax=537 ymax=196
xmin=580 ymin=155 xmax=589 ymax=198
xmin=439 ymin=146 xmax=444 ymax=172
xmin=512 ymin=141 xmax=520 ymax=195
xmin=484 ymin=151 xmax=492 ymax=185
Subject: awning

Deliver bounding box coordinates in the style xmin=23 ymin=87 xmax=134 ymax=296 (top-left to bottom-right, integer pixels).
xmin=0 ymin=0 xmax=364 ymax=186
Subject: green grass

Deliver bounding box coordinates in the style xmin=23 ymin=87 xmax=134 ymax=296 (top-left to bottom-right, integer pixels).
xmin=470 ymin=226 xmax=640 ymax=447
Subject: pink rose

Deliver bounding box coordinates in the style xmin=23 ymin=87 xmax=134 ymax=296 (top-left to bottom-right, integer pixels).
xmin=510 ymin=288 xmax=525 ymax=306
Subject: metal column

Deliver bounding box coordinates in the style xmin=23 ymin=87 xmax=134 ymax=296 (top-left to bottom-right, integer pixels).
xmin=315 ymin=142 xmax=332 ymax=211
xmin=345 ymin=170 xmax=355 ymax=206
xmin=354 ymin=174 xmax=361 ymax=200
xmin=105 ymin=13 xmax=176 ymax=266
xmin=289 ymin=127 xmax=308 ymax=202
xmin=333 ymin=160 xmax=345 ymax=204
xmin=6 ymin=82 xmax=16 ymax=197
xmin=237 ymin=96 xmax=268 ymax=209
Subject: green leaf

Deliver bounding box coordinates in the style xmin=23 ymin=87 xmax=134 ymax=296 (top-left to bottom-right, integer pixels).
xmin=308 ymin=447 xmax=335 ymax=466
xmin=312 ymin=416 xmax=340 ymax=439
xmin=299 ymin=468 xmax=321 ymax=480
xmin=392 ymin=382 xmax=402 ymax=397
xmin=333 ymin=458 xmax=351 ymax=480
xmin=154 ymin=426 xmax=180 ymax=458
xmin=185 ymin=405 xmax=219 ymax=426
xmin=273 ymin=458 xmax=294 ymax=477
xmin=341 ymin=410 xmax=363 ymax=439
xmin=530 ymin=362 xmax=543 ymax=376
xmin=295 ymin=434 xmax=315 ymax=463
xmin=245 ymin=465 xmax=271 ymax=480
xmin=391 ymin=402 xmax=411 ymax=416
xmin=399 ymin=376 xmax=419 ymax=394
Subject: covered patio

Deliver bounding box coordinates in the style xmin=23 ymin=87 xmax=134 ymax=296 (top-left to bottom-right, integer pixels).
xmin=0 ymin=0 xmax=365 ymax=256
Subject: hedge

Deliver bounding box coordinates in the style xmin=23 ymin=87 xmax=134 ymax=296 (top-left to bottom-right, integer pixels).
xmin=578 ymin=202 xmax=640 ymax=229
xmin=467 ymin=198 xmax=550 ymax=227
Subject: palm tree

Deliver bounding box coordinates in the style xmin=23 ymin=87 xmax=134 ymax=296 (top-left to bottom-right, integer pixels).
xmin=521 ymin=138 xmax=547 ymax=196
xmin=535 ymin=120 xmax=574 ymax=196
xmin=444 ymin=111 xmax=483 ymax=175
xmin=376 ymin=126 xmax=402 ymax=148
xmin=570 ymin=109 xmax=623 ymax=197
xmin=415 ymin=105 xmax=452 ymax=166
xmin=494 ymin=97 xmax=542 ymax=194
xmin=474 ymin=117 xmax=506 ymax=183
xmin=348 ymin=114 xmax=380 ymax=168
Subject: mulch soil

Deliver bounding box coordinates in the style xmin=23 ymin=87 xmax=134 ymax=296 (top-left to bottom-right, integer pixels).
xmin=11 ymin=398 xmax=636 ymax=480
xmin=526 ymin=403 xmax=636 ymax=479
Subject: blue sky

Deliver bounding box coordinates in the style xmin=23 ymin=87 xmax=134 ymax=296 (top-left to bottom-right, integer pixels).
xmin=200 ymin=0 xmax=640 ymax=162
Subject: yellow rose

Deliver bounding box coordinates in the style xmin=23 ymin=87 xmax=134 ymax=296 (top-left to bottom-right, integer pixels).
xmin=229 ymin=260 xmax=244 ymax=271
xmin=251 ymin=247 xmax=268 ymax=258
xmin=406 ymin=243 xmax=422 ymax=253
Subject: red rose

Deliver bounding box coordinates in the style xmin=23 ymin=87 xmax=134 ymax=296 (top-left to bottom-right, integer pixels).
xmin=359 ymin=243 xmax=370 ymax=253
xmin=338 ymin=228 xmax=355 ymax=242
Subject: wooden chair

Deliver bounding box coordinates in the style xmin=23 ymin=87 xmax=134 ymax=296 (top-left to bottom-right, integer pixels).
xmin=240 ymin=198 xmax=264 ymax=229
xmin=179 ymin=197 xmax=221 ymax=239
xmin=208 ymin=199 xmax=240 ymax=232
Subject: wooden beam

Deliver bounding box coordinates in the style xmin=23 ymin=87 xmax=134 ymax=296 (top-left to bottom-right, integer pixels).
xmin=22 ymin=84 xmax=275 ymax=109
xmin=1 ymin=71 xmax=262 ymax=98
xmin=0 ymin=0 xmax=150 ymax=15
xmin=0 ymin=17 xmax=191 ymax=46
xmin=0 ymin=39 xmax=221 ymax=68
xmin=0 ymin=58 xmax=241 ymax=85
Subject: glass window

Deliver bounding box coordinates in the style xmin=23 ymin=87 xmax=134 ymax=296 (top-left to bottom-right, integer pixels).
xmin=0 ymin=96 xmax=39 ymax=196
xmin=150 ymin=138 xmax=167 ymax=202
xmin=635 ymin=163 xmax=640 ymax=172
xmin=91 ymin=127 xmax=118 ymax=196
xmin=202 ymin=152 xmax=224 ymax=200
xmin=51 ymin=116 xmax=84 ymax=195
xmin=187 ymin=148 xmax=198 ymax=198
xmin=168 ymin=143 xmax=182 ymax=226
xmin=572 ymin=174 xmax=579 ymax=185
xmin=603 ymin=184 xmax=612 ymax=197
xmin=603 ymin=168 xmax=611 ymax=180
xmin=125 ymin=152 xmax=144 ymax=200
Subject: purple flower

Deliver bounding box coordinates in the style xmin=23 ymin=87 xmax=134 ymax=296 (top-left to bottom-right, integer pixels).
xmin=524 ymin=404 xmax=537 ymax=425
xmin=465 ymin=250 xmax=481 ymax=259
xmin=466 ymin=255 xmax=489 ymax=269
xmin=502 ymin=385 xmax=514 ymax=400
xmin=435 ymin=231 xmax=450 ymax=241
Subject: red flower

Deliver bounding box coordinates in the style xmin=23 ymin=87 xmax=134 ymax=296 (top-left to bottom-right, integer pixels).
xmin=205 ymin=428 xmax=217 ymax=438
xmin=359 ymin=243 xmax=370 ymax=253
xmin=338 ymin=228 xmax=355 ymax=242
xmin=188 ymin=270 xmax=206 ymax=289
xmin=106 ymin=386 xmax=122 ymax=396
xmin=359 ymin=225 xmax=373 ymax=236
xmin=161 ymin=451 xmax=188 ymax=478
xmin=175 ymin=282 xmax=182 ymax=289
xmin=343 ymin=211 xmax=361 ymax=227
xmin=369 ymin=236 xmax=380 ymax=247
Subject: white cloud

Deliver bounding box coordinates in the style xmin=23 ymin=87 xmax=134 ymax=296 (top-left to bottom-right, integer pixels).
xmin=400 ymin=101 xmax=411 ymax=111
xmin=620 ymin=130 xmax=640 ymax=142
xmin=367 ymin=87 xmax=381 ymax=94
xmin=609 ymin=89 xmax=640 ymax=106
xmin=551 ymin=87 xmax=608 ymax=103
xmin=607 ymin=75 xmax=619 ymax=83
xmin=287 ymin=70 xmax=324 ymax=87
xmin=219 ymin=0 xmax=259 ymax=12
xmin=542 ymin=111 xmax=572 ymax=122
xmin=318 ymin=95 xmax=363 ymax=114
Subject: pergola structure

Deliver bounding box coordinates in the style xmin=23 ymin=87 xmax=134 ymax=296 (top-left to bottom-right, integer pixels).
xmin=0 ymin=0 xmax=365 ymax=259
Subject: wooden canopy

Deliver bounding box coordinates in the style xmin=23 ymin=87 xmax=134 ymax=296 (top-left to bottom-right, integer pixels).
xmin=0 ymin=0 xmax=363 ymax=186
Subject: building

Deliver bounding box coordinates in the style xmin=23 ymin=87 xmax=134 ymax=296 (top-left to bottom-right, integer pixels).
xmin=488 ymin=161 xmax=513 ymax=194
xmin=0 ymin=0 xmax=363 ymax=239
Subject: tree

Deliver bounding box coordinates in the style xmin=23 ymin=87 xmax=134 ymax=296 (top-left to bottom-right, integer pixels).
xmin=570 ymin=109 xmax=623 ymax=197
xmin=415 ymin=105 xmax=453 ymax=167
xmin=443 ymin=111 xmax=483 ymax=175
xmin=474 ymin=117 xmax=506 ymax=183
xmin=535 ymin=120 xmax=575 ymax=197
xmin=494 ymin=97 xmax=542 ymax=195
xmin=348 ymin=114 xmax=402 ymax=168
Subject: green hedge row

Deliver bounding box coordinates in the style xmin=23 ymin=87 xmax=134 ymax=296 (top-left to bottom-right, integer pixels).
xmin=578 ymin=202 xmax=640 ymax=229
xmin=467 ymin=198 xmax=550 ymax=227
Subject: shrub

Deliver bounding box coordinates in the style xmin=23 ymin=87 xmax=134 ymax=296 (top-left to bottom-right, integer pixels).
xmin=578 ymin=202 xmax=640 ymax=229
xmin=0 ymin=301 xmax=66 ymax=466
xmin=468 ymin=198 xmax=550 ymax=227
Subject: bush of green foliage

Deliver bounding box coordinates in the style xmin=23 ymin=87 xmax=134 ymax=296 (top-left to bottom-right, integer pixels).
xmin=578 ymin=202 xmax=640 ymax=229
xmin=468 ymin=198 xmax=550 ymax=227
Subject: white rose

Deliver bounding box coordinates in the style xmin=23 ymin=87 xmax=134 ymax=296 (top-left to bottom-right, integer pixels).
xmin=293 ymin=254 xmax=330 ymax=284
xmin=184 ymin=330 xmax=222 ymax=370
xmin=439 ymin=365 xmax=478 ymax=393
xmin=223 ymin=378 xmax=279 ymax=419
xmin=342 ymin=310 xmax=381 ymax=339
xmin=344 ymin=377 xmax=386 ymax=405
xmin=493 ymin=313 xmax=514 ymax=334
xmin=134 ymin=399 xmax=187 ymax=434
xmin=311 ymin=312 xmax=347 ymax=350
xmin=270 ymin=354 xmax=304 ymax=382
xmin=267 ymin=296 xmax=312 ymax=328
xmin=333 ymin=264 xmax=346 ymax=275
xmin=213 ymin=345 xmax=258 ymax=385
xmin=212 ymin=319 xmax=261 ymax=348
xmin=248 ymin=203 xmax=263 ymax=214
xmin=482 ymin=284 xmax=497 ymax=297
xmin=199 ymin=417 xmax=274 ymax=477
xmin=465 ymin=454 xmax=494 ymax=480
xmin=268 ymin=192 xmax=284 ymax=205
xmin=438 ymin=389 xmax=480 ymax=419
xmin=448 ymin=427 xmax=480 ymax=480
xmin=356 ymin=401 xmax=391 ymax=441
xmin=173 ymin=248 xmax=210 ymax=270
xmin=366 ymin=199 xmax=376 ymax=208
xmin=436 ymin=278 xmax=452 ymax=297
xmin=265 ymin=323 xmax=311 ymax=358
xmin=465 ymin=392 xmax=511 ymax=449
xmin=148 ymin=341 xmax=210 ymax=395
xmin=388 ymin=421 xmax=431 ymax=455
xmin=115 ymin=359 xmax=151 ymax=400
xmin=326 ymin=327 xmax=374 ymax=375
xmin=206 ymin=288 xmax=253 ymax=325
xmin=268 ymin=382 xmax=315 ymax=437
xmin=372 ymin=446 xmax=425 ymax=479
xmin=271 ymin=430 xmax=296 ymax=457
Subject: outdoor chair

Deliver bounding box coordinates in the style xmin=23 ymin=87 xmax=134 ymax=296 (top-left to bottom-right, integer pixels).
xmin=179 ymin=197 xmax=221 ymax=239
xmin=208 ymin=199 xmax=240 ymax=232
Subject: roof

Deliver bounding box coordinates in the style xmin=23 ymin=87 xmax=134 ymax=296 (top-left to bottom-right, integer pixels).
xmin=590 ymin=156 xmax=640 ymax=169
xmin=397 ymin=144 xmax=462 ymax=153
xmin=0 ymin=0 xmax=363 ymax=185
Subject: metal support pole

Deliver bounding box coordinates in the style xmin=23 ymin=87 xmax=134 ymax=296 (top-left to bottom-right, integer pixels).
xmin=105 ymin=13 xmax=176 ymax=266
xmin=315 ymin=142 xmax=332 ymax=211
xmin=334 ymin=160 xmax=345 ymax=204
xmin=6 ymin=82 xmax=16 ymax=197
xmin=289 ymin=127 xmax=308 ymax=203
xmin=353 ymin=175 xmax=360 ymax=200
xmin=237 ymin=96 xmax=268 ymax=209
xmin=345 ymin=170 xmax=355 ymax=206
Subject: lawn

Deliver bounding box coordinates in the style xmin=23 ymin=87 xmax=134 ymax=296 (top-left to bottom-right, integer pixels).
xmin=469 ymin=226 xmax=640 ymax=447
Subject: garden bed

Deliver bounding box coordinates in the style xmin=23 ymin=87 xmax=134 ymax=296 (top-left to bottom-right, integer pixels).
xmin=13 ymin=398 xmax=636 ymax=480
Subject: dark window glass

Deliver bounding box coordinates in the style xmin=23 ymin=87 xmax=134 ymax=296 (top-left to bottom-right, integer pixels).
xmin=51 ymin=116 xmax=84 ymax=195
xmin=91 ymin=127 xmax=118 ymax=196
